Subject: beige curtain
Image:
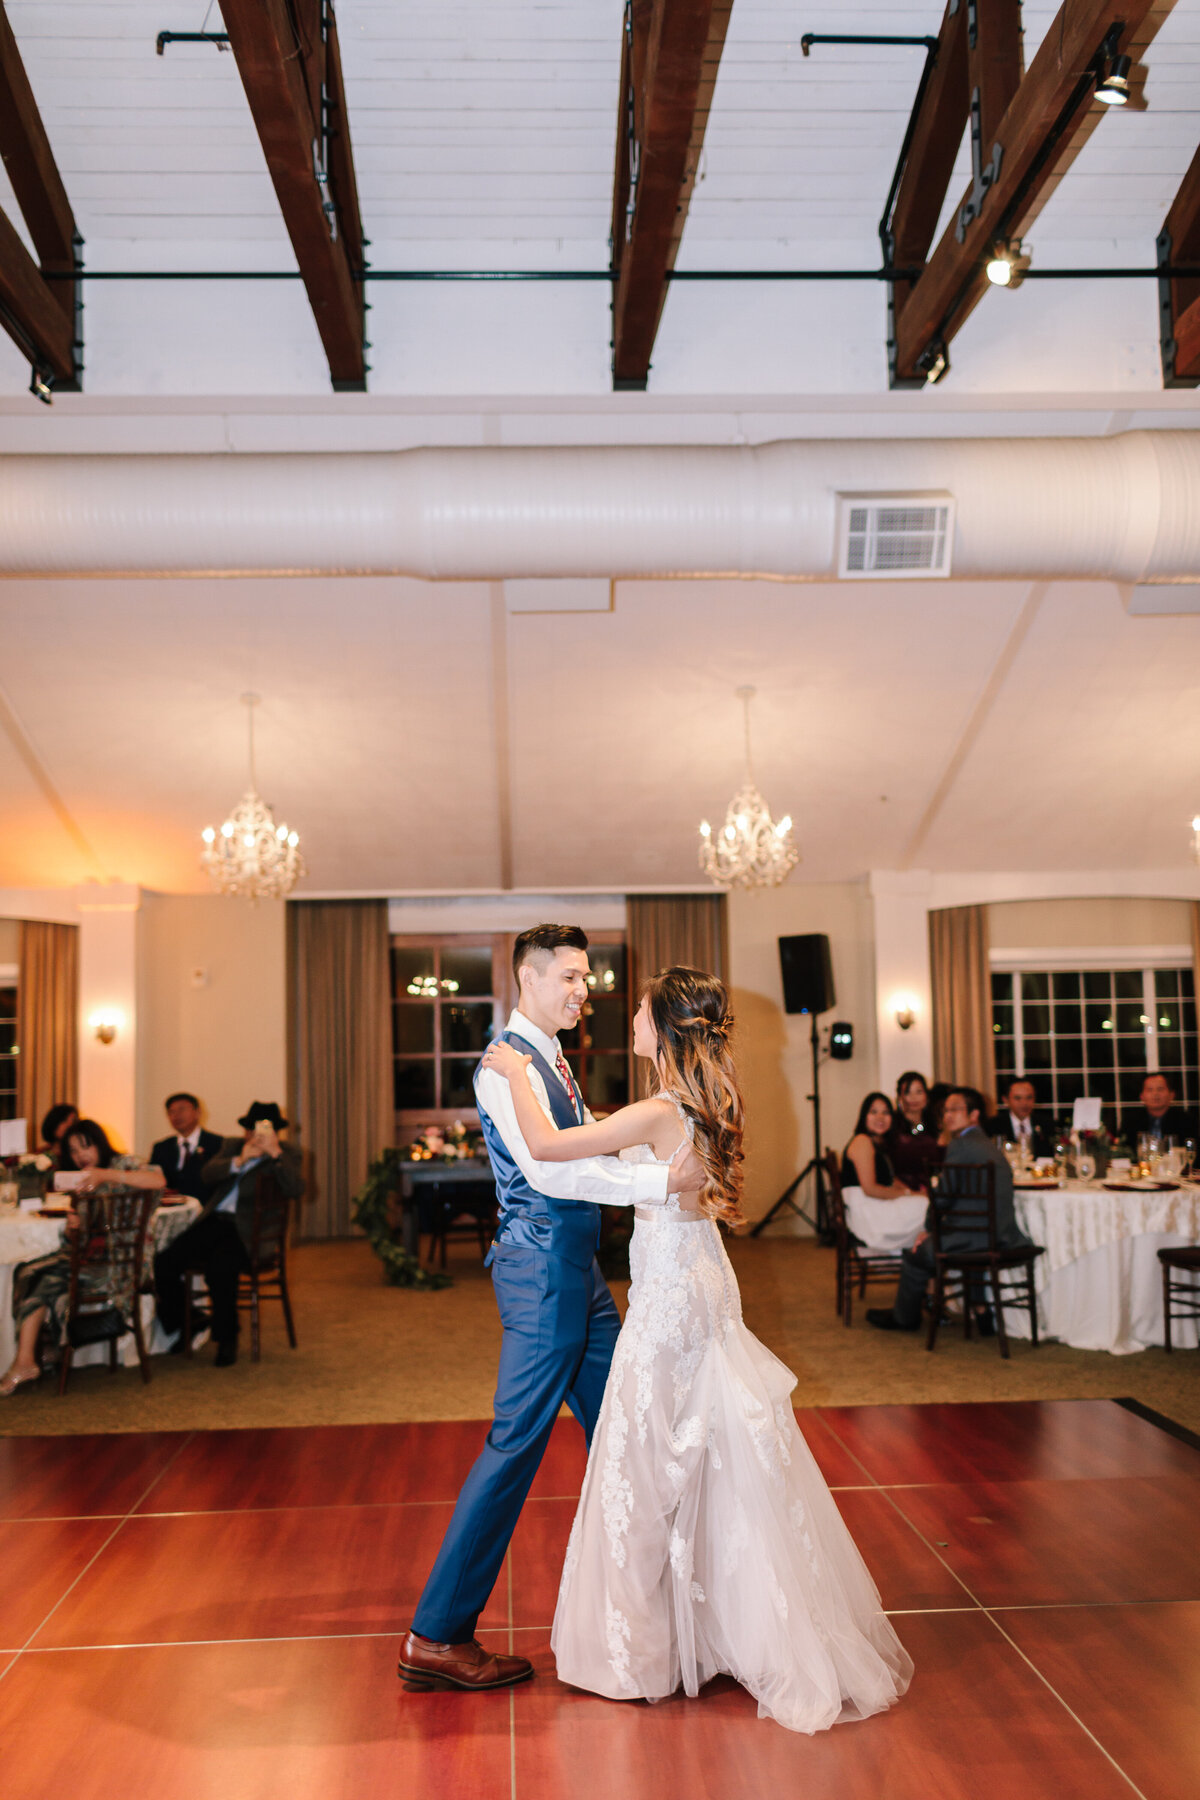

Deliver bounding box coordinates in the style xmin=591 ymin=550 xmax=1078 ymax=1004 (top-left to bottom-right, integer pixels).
xmin=1191 ymin=904 xmax=1200 ymax=1032
xmin=16 ymin=920 xmax=79 ymax=1148
xmin=287 ymin=900 xmax=392 ymax=1239
xmin=928 ymin=904 xmax=997 ymax=1103
xmin=627 ymin=895 xmax=729 ymax=1094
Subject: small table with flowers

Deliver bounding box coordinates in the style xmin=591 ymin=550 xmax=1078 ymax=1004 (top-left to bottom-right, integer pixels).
xmin=395 ymin=1124 xmax=494 ymax=1258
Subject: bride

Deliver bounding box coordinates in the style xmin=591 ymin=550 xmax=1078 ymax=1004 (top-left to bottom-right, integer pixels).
xmin=479 ymin=965 xmax=912 ymax=1734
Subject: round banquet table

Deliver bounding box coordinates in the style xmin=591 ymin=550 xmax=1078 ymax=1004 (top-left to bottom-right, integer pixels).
xmin=0 ymin=1198 xmax=201 ymax=1372
xmin=1004 ymin=1181 xmax=1200 ymax=1355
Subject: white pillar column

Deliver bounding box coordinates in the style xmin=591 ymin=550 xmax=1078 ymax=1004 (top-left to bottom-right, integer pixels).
xmin=75 ymin=883 xmax=140 ymax=1153
xmin=869 ymin=871 xmax=935 ymax=1097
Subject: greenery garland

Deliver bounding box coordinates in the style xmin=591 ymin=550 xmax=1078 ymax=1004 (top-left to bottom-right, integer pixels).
xmin=352 ymin=1148 xmax=453 ymax=1290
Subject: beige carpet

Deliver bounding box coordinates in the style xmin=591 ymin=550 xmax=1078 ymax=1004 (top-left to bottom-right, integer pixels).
xmin=2 ymin=1236 xmax=1198 ymax=1437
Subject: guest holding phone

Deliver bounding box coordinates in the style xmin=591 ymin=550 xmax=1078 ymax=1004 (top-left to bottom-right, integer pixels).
xmin=154 ymin=1101 xmax=303 ymax=1367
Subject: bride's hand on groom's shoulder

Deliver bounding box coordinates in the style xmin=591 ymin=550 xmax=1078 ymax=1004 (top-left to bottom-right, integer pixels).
xmin=481 ymin=1040 xmax=532 ymax=1082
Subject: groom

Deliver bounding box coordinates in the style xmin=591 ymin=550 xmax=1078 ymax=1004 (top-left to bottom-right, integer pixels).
xmin=399 ymin=923 xmax=701 ymax=1692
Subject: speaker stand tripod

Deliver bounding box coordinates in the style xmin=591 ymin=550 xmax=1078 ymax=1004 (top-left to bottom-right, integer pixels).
xmin=750 ymin=1010 xmax=833 ymax=1241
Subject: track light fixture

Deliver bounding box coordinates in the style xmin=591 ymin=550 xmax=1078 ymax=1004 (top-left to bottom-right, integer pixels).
xmin=985 ymin=240 xmax=1030 ymax=289
xmin=916 ymin=339 xmax=949 ymax=386
xmin=28 ymin=363 xmax=53 ymax=405
xmin=1096 ymin=52 xmax=1132 ymax=106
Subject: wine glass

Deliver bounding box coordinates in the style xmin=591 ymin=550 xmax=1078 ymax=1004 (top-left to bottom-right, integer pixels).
xmin=1076 ymin=1146 xmax=1096 ymax=1185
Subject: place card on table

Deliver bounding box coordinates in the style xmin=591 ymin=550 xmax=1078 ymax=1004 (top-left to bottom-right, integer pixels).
xmin=0 ymin=1118 xmax=28 ymax=1156
xmin=1071 ymin=1097 xmax=1103 ymax=1132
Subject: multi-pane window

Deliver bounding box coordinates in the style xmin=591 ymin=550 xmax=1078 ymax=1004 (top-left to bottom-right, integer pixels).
xmin=992 ymin=965 xmax=1198 ymax=1131
xmin=391 ymin=940 xmax=501 ymax=1122
xmin=563 ymin=943 xmax=630 ymax=1114
xmin=389 ymin=933 xmax=631 ymax=1130
xmin=0 ymin=984 xmax=16 ymax=1121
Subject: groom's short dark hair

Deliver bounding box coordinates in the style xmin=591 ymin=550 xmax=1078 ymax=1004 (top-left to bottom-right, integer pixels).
xmin=513 ymin=923 xmax=589 ymax=981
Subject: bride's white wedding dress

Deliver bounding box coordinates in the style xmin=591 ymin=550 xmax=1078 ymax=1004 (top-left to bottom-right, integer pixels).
xmin=551 ymin=1096 xmax=913 ymax=1733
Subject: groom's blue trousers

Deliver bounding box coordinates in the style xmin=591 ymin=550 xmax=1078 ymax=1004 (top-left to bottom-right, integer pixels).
xmin=411 ymin=1239 xmax=621 ymax=1645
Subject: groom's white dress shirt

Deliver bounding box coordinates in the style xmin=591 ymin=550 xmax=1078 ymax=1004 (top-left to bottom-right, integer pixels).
xmin=475 ymin=1008 xmax=669 ymax=1207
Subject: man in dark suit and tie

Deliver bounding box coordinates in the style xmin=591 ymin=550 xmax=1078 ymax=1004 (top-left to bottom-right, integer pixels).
xmin=1124 ymin=1072 xmax=1199 ymax=1148
xmin=986 ymin=1076 xmax=1055 ymax=1161
xmin=867 ymin=1086 xmax=1032 ymax=1335
xmin=149 ymin=1092 xmax=224 ymax=1200
xmin=154 ymin=1100 xmax=303 ymax=1366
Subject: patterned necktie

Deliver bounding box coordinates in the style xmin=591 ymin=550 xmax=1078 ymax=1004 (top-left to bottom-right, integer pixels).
xmin=554 ymin=1050 xmax=582 ymax=1118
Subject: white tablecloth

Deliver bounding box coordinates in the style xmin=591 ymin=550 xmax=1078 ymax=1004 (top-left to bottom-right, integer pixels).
xmin=1006 ymin=1182 xmax=1200 ymax=1355
xmin=0 ymin=1199 xmax=201 ymax=1371
xmin=842 ymin=1187 xmax=928 ymax=1256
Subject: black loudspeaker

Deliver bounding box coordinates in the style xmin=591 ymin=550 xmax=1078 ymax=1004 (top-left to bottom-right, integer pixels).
xmin=778 ymin=934 xmax=835 ymax=1016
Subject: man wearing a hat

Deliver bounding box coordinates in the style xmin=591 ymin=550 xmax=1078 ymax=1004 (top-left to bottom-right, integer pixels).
xmin=154 ymin=1101 xmax=304 ymax=1366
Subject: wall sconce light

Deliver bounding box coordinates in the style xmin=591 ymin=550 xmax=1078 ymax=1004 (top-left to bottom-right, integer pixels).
xmin=88 ymin=1009 xmax=123 ymax=1045
xmin=891 ymin=993 xmax=919 ymax=1031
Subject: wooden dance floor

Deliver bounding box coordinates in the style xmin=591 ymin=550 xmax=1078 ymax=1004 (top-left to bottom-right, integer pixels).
xmin=0 ymin=1398 xmax=1197 ymax=1799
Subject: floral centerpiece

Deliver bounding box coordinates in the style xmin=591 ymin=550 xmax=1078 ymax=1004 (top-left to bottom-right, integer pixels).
xmin=400 ymin=1120 xmax=486 ymax=1164
xmin=1 ymin=1152 xmax=54 ymax=1201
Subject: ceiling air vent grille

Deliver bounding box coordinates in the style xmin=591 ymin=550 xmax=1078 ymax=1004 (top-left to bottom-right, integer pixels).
xmin=837 ymin=494 xmax=954 ymax=580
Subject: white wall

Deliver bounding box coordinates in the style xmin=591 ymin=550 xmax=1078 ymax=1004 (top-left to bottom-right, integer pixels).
xmin=135 ymin=894 xmax=287 ymax=1150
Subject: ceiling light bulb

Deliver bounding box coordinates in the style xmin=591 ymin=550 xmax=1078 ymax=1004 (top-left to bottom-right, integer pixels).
xmin=700 ymin=820 xmax=711 ymax=838
xmin=221 ymin=821 xmax=234 ymax=837
xmin=776 ymin=814 xmax=792 ymax=835
xmin=986 ymin=254 xmax=1013 ymax=286
xmin=201 ymin=827 xmax=215 ymax=843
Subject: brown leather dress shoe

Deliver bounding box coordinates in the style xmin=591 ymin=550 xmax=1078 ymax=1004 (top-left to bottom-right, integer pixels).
xmin=398 ymin=1630 xmax=534 ymax=1692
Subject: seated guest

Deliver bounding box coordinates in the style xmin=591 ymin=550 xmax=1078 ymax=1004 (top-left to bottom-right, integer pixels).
xmin=890 ymin=1071 xmax=942 ymax=1191
xmin=866 ymin=1086 xmax=1032 ymax=1337
xmin=926 ymin=1082 xmax=953 ymax=1144
xmin=1125 ymin=1072 xmax=1198 ymax=1147
xmin=987 ymin=1076 xmax=1054 ymax=1159
xmin=37 ymin=1103 xmax=79 ymax=1166
xmin=154 ymin=1100 xmax=303 ymax=1368
xmin=2 ymin=1119 xmax=164 ymax=1396
xmin=150 ymin=1092 xmax=224 ymax=1200
xmin=842 ymin=1093 xmax=918 ymax=1200
xmin=840 ymin=1093 xmax=927 ymax=1257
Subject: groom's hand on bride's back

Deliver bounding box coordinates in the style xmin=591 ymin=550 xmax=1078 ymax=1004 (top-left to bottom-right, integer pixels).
xmin=667 ymin=1145 xmax=706 ymax=1198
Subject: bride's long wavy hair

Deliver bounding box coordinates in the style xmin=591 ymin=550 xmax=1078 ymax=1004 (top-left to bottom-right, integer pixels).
xmin=642 ymin=966 xmax=745 ymax=1227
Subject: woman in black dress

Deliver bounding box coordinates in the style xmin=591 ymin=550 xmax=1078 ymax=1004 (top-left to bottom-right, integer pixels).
xmin=890 ymin=1071 xmax=942 ymax=1193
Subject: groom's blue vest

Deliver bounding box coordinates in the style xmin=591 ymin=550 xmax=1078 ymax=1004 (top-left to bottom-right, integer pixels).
xmin=475 ymin=1032 xmax=601 ymax=1270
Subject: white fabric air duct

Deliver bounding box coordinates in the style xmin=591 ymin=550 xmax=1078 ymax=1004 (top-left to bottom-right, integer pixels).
xmin=1 ymin=430 xmax=1199 ymax=581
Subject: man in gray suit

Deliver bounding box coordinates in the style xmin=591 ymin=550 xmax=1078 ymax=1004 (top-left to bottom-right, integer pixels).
xmin=867 ymin=1086 xmax=1031 ymax=1335
xmin=154 ymin=1100 xmax=303 ymax=1366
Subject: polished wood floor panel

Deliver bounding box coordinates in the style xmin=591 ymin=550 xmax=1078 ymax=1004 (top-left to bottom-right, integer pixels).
xmin=892 ymin=1474 xmax=1200 ymax=1607
xmin=818 ymin=1399 xmax=1200 ymax=1486
xmin=510 ymin=1610 xmax=1140 ymax=1800
xmin=138 ymin=1421 xmax=489 ymax=1512
xmin=0 ymin=1431 xmax=188 ymax=1520
xmin=31 ymin=1503 xmax=506 ymax=1649
xmin=0 ymin=1518 xmax=119 ymax=1650
xmin=0 ymin=1635 xmax=513 ymax=1800
xmin=1000 ymin=1601 xmax=1200 ymax=1800
xmin=0 ymin=1400 xmax=1191 ymax=1799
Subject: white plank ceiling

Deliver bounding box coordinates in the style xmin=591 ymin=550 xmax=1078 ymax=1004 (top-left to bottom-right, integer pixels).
xmin=1 ymin=5 xmax=1199 ymax=897
xmin=0 ymin=2 xmax=1199 ymax=393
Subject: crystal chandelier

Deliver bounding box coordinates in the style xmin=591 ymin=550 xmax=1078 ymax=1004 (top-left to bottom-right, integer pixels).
xmin=201 ymin=694 xmax=305 ymax=900
xmin=699 ymin=686 xmax=799 ymax=889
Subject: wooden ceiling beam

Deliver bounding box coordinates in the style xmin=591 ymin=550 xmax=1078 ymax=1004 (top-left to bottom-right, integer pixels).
xmin=0 ymin=0 xmax=80 ymax=387
xmin=610 ymin=0 xmax=734 ymax=391
xmin=1158 ymin=142 xmax=1200 ymax=386
xmin=885 ymin=3 xmax=970 ymax=385
xmin=220 ymin=0 xmax=366 ymax=390
xmin=893 ymin=0 xmax=1159 ymax=385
